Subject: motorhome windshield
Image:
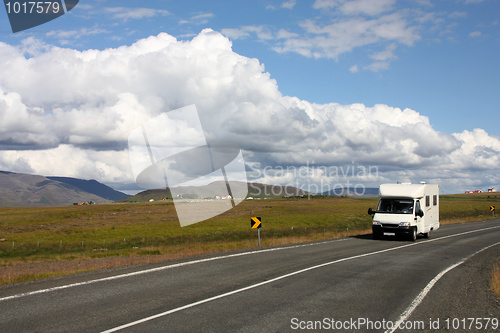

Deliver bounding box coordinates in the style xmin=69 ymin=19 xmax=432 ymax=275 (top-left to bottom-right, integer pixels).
xmin=377 ymin=199 xmax=414 ymax=214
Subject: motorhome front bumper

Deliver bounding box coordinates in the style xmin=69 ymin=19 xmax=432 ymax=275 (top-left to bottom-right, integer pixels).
xmin=372 ymin=223 xmax=412 ymax=237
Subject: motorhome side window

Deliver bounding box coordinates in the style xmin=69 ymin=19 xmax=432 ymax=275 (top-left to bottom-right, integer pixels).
xmin=426 ymin=195 xmax=430 ymax=207
xmin=377 ymin=199 xmax=414 ymax=214
xmin=433 ymin=195 xmax=437 ymax=206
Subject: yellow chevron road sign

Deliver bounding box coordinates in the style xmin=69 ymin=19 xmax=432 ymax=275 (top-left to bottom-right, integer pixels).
xmin=251 ymin=217 xmax=262 ymax=229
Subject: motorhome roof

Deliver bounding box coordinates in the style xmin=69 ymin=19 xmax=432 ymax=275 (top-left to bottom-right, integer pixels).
xmin=379 ymin=183 xmax=431 ymax=199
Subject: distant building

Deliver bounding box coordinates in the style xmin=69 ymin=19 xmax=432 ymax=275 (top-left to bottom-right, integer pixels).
xmin=465 ymin=190 xmax=482 ymax=194
xmin=488 ymin=188 xmax=496 ymax=192
xmin=73 ymin=201 xmax=95 ymax=205
xmin=215 ymin=195 xmax=232 ymax=200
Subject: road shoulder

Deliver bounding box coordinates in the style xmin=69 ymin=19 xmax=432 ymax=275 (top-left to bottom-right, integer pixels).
xmin=409 ymin=244 xmax=500 ymax=332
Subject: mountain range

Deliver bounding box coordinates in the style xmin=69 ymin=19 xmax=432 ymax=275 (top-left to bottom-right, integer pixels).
xmin=0 ymin=170 xmax=378 ymax=208
xmin=0 ymin=171 xmax=129 ymax=207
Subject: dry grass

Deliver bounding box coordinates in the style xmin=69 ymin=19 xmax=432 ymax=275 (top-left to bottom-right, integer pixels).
xmin=0 ymin=229 xmax=370 ymax=285
xmin=0 ymin=227 xmax=371 ymax=285
xmin=492 ymin=264 xmax=500 ymax=299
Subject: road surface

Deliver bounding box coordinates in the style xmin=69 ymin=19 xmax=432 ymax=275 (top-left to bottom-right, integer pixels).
xmin=1 ymin=219 xmax=499 ymax=332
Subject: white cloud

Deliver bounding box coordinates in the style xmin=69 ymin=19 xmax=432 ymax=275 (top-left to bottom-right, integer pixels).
xmin=281 ymin=0 xmax=297 ymax=10
xmin=44 ymin=26 xmax=109 ymax=46
xmin=0 ymin=145 xmax=130 ymax=184
xmin=363 ymin=61 xmax=390 ymax=72
xmin=104 ymin=7 xmax=170 ymax=21
xmin=0 ymin=30 xmax=498 ymax=192
xmin=180 ymin=12 xmax=214 ymax=25
xmin=222 ymin=2 xmax=422 ymax=66
xmin=220 ymin=28 xmax=251 ymax=40
xmin=222 ymin=26 xmax=274 ymax=41
xmin=313 ymin=0 xmax=396 ymax=16
xmin=364 ymin=43 xmax=398 ymax=71
xmin=276 ymin=29 xmax=299 ymax=39
xmin=228 ymin=1 xmax=478 ymax=74
xmin=469 ymin=31 xmax=482 ymax=37
xmin=370 ymin=43 xmax=398 ymax=61
xmin=449 ymin=11 xmax=467 ymax=19
xmin=274 ymin=13 xmax=419 ymax=60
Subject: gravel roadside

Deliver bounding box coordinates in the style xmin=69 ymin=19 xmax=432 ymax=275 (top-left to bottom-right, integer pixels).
xmin=407 ymin=244 xmax=500 ymax=333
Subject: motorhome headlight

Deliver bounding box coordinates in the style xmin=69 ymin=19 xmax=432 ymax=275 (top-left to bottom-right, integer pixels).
xmin=372 ymin=220 xmax=382 ymax=226
xmin=399 ymin=222 xmax=410 ymax=227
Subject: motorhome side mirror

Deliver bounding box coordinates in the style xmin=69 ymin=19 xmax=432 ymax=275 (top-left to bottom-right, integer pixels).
xmin=368 ymin=207 xmax=374 ymax=215
xmin=417 ymin=209 xmax=424 ymax=217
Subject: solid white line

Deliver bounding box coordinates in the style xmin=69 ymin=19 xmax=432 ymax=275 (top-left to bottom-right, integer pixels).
xmin=385 ymin=240 xmax=500 ymax=333
xmin=101 ymin=225 xmax=500 ymax=332
xmin=0 ymin=238 xmax=348 ymax=302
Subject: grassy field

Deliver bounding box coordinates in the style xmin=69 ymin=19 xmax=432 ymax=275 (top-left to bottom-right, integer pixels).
xmin=0 ymin=193 xmax=499 ymax=286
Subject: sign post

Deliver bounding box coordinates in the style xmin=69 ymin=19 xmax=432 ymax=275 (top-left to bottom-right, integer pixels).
xmin=251 ymin=217 xmax=262 ymax=247
xmin=491 ymin=206 xmax=495 ymax=219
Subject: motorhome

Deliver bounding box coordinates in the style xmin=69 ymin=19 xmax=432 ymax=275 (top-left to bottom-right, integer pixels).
xmin=368 ymin=183 xmax=439 ymax=241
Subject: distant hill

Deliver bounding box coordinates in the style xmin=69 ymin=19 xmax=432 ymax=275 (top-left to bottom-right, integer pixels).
xmin=122 ymin=182 xmax=382 ymax=203
xmin=47 ymin=176 xmax=128 ymax=201
xmin=121 ymin=181 xmax=312 ymax=202
xmin=0 ymin=171 xmax=129 ymax=207
xmin=120 ymin=188 xmax=172 ymax=203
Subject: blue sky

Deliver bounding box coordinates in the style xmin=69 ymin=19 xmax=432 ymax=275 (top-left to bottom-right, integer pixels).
xmin=1 ymin=0 xmax=498 ymax=135
xmin=0 ymin=0 xmax=499 ymax=194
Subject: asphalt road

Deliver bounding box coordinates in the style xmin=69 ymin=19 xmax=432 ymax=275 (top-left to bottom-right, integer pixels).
xmin=1 ymin=220 xmax=499 ymax=333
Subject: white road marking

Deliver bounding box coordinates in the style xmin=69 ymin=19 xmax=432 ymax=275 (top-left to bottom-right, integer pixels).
xmin=1 ymin=223 xmax=499 ymax=332
xmin=101 ymin=225 xmax=500 ymax=332
xmin=385 ymin=240 xmax=500 ymax=333
xmin=0 ymin=238 xmax=349 ymax=302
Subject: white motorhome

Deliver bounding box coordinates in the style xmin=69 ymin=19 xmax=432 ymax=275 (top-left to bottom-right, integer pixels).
xmin=368 ymin=183 xmax=439 ymax=241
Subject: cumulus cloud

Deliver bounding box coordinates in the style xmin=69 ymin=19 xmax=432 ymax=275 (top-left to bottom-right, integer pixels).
xmin=0 ymin=30 xmax=498 ymax=192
